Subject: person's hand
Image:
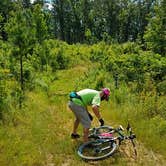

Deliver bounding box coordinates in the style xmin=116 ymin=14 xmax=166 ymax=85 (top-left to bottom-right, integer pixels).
xmin=88 ymin=112 xmax=93 ymax=121
xmin=99 ymin=118 xmax=104 ymax=126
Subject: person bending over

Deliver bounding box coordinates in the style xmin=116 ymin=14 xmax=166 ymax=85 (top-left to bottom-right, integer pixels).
xmin=68 ymin=88 xmax=110 ymax=142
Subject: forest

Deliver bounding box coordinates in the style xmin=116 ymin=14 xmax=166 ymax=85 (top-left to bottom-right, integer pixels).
xmin=0 ymin=0 xmax=166 ymax=165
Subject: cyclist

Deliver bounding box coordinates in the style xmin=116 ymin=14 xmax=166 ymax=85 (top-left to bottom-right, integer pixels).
xmin=68 ymin=88 xmax=110 ymax=142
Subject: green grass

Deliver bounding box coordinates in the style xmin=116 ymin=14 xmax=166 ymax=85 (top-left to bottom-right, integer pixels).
xmin=0 ymin=65 xmax=166 ymax=166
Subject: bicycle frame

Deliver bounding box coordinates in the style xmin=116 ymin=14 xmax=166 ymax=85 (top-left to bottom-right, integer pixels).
xmin=89 ymin=125 xmax=136 ymax=142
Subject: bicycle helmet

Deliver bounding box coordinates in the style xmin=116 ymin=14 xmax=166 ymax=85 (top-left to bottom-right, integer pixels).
xmin=102 ymin=88 xmax=110 ymax=101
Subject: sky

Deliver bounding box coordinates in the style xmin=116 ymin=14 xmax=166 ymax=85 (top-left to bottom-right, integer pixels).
xmin=31 ymin=0 xmax=53 ymax=3
xmin=30 ymin=0 xmax=53 ymax=10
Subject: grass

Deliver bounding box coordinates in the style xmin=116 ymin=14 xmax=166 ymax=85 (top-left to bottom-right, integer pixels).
xmin=0 ymin=65 xmax=166 ymax=165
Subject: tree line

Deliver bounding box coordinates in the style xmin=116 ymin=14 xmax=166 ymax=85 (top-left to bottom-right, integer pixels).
xmin=0 ymin=0 xmax=165 ymax=55
xmin=0 ymin=0 xmax=165 ymax=110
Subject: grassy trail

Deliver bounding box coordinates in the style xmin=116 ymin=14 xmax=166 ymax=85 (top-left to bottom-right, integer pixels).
xmin=41 ymin=66 xmax=166 ymax=166
xmin=0 ymin=66 xmax=165 ymax=166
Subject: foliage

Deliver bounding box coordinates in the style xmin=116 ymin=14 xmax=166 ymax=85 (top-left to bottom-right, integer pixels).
xmin=1 ymin=38 xmax=165 ymax=113
xmin=32 ymin=4 xmax=50 ymax=43
xmin=31 ymin=0 xmax=161 ymax=45
xmin=0 ymin=0 xmax=164 ymax=48
xmin=99 ymin=43 xmax=166 ymax=93
xmin=0 ymin=75 xmax=8 ymax=119
xmin=144 ymin=0 xmax=166 ymax=56
xmin=4 ymin=3 xmax=36 ymax=96
xmin=0 ymin=64 xmax=166 ymax=165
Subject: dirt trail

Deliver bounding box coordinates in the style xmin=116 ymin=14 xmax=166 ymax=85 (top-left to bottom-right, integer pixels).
xmin=119 ymin=140 xmax=165 ymax=166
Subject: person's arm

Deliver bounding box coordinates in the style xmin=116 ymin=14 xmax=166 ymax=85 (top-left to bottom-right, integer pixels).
xmin=92 ymin=105 xmax=104 ymax=126
xmin=92 ymin=105 xmax=101 ymax=120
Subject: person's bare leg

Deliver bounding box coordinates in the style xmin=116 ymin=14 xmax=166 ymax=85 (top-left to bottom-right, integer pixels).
xmin=73 ymin=118 xmax=80 ymax=134
xmin=83 ymin=128 xmax=89 ymax=142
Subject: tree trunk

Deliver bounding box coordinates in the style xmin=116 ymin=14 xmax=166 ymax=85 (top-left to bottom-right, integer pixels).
xmin=19 ymin=53 xmax=24 ymax=108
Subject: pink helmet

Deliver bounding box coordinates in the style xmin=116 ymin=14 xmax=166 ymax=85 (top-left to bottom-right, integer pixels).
xmin=102 ymin=88 xmax=110 ymax=101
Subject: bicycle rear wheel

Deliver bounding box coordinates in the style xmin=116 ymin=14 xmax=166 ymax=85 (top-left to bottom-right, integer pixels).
xmin=77 ymin=139 xmax=117 ymax=160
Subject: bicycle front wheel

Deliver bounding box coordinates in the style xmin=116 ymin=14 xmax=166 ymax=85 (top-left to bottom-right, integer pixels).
xmin=77 ymin=139 xmax=117 ymax=160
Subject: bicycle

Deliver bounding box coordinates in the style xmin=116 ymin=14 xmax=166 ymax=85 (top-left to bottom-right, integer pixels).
xmin=77 ymin=123 xmax=137 ymax=160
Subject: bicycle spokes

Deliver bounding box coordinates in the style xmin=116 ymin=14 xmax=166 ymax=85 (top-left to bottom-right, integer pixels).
xmin=78 ymin=140 xmax=117 ymax=160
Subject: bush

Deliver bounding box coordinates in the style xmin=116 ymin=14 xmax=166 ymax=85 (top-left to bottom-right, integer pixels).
xmin=156 ymin=79 xmax=166 ymax=95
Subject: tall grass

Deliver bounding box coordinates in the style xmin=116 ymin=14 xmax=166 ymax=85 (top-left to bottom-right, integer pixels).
xmin=107 ymin=83 xmax=166 ymax=158
xmin=0 ymin=64 xmax=165 ymax=165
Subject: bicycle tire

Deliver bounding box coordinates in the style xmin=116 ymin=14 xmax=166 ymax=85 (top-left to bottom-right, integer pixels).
xmin=77 ymin=139 xmax=117 ymax=160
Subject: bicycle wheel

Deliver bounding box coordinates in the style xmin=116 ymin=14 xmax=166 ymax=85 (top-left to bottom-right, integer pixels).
xmin=77 ymin=139 xmax=117 ymax=160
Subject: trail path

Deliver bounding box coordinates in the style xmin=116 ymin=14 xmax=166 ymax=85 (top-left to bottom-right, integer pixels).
xmin=46 ymin=66 xmax=166 ymax=166
xmin=45 ymin=134 xmax=166 ymax=166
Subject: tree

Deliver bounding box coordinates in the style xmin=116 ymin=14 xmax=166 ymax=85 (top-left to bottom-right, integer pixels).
xmin=22 ymin=0 xmax=32 ymax=8
xmin=0 ymin=0 xmax=13 ymax=40
xmin=32 ymin=4 xmax=49 ymax=43
xmin=52 ymin=0 xmax=66 ymax=41
xmin=69 ymin=0 xmax=83 ymax=43
xmin=144 ymin=0 xmax=166 ymax=55
xmin=82 ymin=0 xmax=93 ymax=42
xmin=5 ymin=3 xmax=36 ymax=107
